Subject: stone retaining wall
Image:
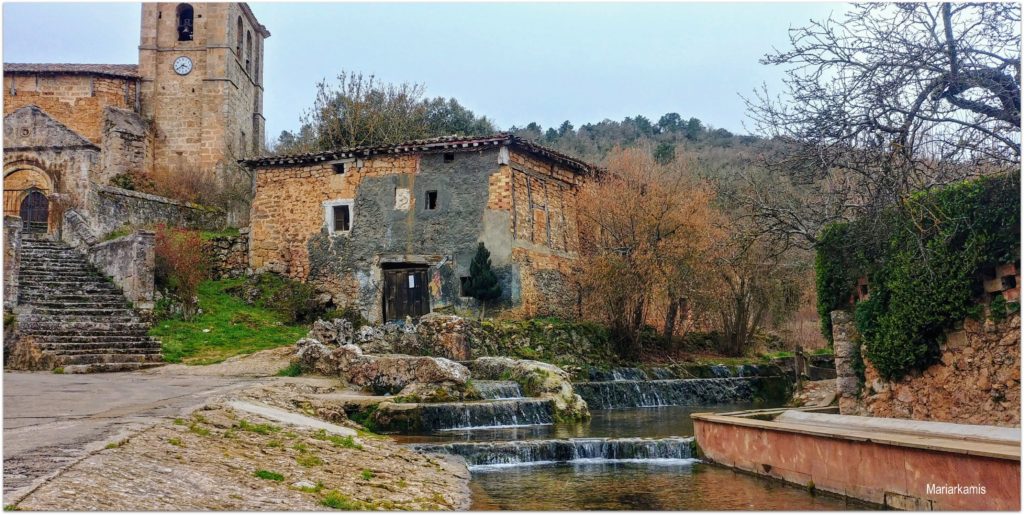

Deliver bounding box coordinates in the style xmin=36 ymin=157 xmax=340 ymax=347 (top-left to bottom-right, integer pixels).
xmin=89 ymin=183 xmax=226 ymax=238
xmin=85 ymin=231 xmax=156 ymax=311
xmin=202 ymin=229 xmax=250 ymax=279
xmin=4 ymin=216 xmax=21 ymax=310
xmin=833 ymin=309 xmax=1020 ymax=427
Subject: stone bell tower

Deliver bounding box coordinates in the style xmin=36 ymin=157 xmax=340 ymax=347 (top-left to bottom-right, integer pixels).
xmin=138 ymin=2 xmax=269 ymax=183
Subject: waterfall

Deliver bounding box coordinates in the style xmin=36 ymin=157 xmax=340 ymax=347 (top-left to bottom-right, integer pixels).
xmin=412 ymin=437 xmax=695 ymax=469
xmin=475 ymin=380 xmax=524 ymax=400
xmin=416 ymin=399 xmax=554 ymax=431
xmin=573 ymin=378 xmax=755 ymax=410
xmin=588 ymin=367 xmax=649 ymax=381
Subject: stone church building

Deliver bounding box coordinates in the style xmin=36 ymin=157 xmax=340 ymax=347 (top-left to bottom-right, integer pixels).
xmin=3 ymin=2 xmax=268 ymax=233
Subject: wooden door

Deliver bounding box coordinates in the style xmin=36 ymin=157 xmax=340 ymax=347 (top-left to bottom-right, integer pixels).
xmin=383 ymin=267 xmax=430 ymax=321
xmin=19 ymin=190 xmax=48 ymax=233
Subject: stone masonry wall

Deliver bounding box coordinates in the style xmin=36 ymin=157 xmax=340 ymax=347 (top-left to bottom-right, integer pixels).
xmin=4 ymin=216 xmax=22 ymax=310
xmin=833 ymin=309 xmax=1021 ymax=427
xmin=3 ymin=74 xmax=137 ymax=144
xmin=85 ymin=231 xmax=156 ymax=311
xmin=202 ymin=228 xmax=250 ymax=279
xmin=89 ymin=184 xmax=226 ymax=238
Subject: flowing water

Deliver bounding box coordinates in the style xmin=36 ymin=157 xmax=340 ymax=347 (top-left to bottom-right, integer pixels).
xmin=402 ymin=402 xmax=865 ymax=510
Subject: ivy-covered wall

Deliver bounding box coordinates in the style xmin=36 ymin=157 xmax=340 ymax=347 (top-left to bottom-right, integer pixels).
xmin=815 ymin=173 xmax=1020 ymax=379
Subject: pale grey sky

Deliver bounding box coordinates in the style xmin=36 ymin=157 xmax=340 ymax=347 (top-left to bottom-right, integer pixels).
xmin=3 ymin=2 xmax=843 ymax=141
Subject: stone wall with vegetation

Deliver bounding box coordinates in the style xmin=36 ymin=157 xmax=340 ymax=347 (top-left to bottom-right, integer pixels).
xmin=89 ymin=184 xmax=226 ymax=238
xmin=835 ymin=310 xmax=1020 ymax=427
xmin=820 ymin=174 xmax=1020 ymax=427
xmin=4 ymin=216 xmax=21 ymax=310
xmin=202 ymin=228 xmax=250 ymax=279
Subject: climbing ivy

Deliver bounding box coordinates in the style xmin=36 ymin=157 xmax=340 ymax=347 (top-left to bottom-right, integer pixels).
xmin=815 ymin=173 xmax=1020 ymax=379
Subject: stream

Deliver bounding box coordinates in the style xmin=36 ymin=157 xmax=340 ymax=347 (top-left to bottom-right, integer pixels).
xmin=399 ymin=402 xmax=866 ymax=510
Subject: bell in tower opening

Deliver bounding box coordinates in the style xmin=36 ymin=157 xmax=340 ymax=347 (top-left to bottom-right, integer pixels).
xmin=176 ymin=3 xmax=193 ymax=41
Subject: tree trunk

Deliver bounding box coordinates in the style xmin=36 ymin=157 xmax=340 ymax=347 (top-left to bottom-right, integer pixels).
xmin=663 ymin=297 xmax=679 ymax=341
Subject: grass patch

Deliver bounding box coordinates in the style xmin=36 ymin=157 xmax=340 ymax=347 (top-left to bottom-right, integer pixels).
xmin=51 ymin=367 xmax=64 ymax=374
xmin=320 ymin=491 xmax=369 ymax=510
xmin=276 ymin=362 xmax=303 ymax=377
xmin=101 ymin=225 xmax=134 ymax=242
xmin=312 ymin=429 xmax=362 ymax=450
xmin=199 ymin=227 xmax=241 ymax=241
xmin=104 ymin=440 xmax=127 ymax=449
xmin=360 ymin=469 xmax=374 ymax=481
xmin=254 ymin=469 xmax=284 ymax=481
xmin=189 ymin=423 xmax=211 ymax=437
xmin=168 ymin=437 xmax=184 ymax=447
xmin=295 ymin=453 xmax=323 ymax=467
xmin=267 ymin=439 xmax=283 ymax=448
xmin=236 ymin=419 xmax=280 ymax=435
xmin=151 ymin=278 xmax=309 ymax=365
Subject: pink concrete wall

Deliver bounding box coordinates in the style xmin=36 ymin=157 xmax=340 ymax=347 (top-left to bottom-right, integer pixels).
xmin=694 ymin=419 xmax=1020 ymax=510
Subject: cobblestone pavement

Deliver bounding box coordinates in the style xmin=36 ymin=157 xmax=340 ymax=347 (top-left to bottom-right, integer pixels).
xmin=3 ymin=370 xmax=264 ymax=503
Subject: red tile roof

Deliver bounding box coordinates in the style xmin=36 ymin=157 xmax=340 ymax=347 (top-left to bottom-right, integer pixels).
xmin=3 ymin=63 xmax=140 ymax=79
xmin=240 ymin=134 xmax=599 ymax=176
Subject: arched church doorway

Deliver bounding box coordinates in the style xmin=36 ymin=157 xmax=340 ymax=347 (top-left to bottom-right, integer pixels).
xmin=19 ymin=190 xmax=49 ymax=233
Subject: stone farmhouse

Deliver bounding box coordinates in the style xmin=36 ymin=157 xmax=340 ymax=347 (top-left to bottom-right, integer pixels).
xmin=241 ymin=134 xmax=598 ymax=323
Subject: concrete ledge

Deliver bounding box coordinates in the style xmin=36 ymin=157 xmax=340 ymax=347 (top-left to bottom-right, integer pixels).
xmin=693 ymin=408 xmax=1021 ymax=510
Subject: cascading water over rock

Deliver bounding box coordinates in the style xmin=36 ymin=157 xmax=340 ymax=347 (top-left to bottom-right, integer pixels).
xmin=412 ymin=436 xmax=695 ymax=469
xmin=573 ymin=378 xmax=756 ymax=410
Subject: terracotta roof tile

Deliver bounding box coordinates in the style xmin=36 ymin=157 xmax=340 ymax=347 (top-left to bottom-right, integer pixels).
xmin=241 ymin=133 xmax=599 ymax=176
xmin=3 ymin=63 xmax=140 ymax=79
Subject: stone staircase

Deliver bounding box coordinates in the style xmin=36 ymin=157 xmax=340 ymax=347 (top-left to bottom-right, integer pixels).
xmin=16 ymin=235 xmax=163 ymax=373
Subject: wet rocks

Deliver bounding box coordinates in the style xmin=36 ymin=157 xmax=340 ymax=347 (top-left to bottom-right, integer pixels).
xmin=471 ymin=357 xmax=590 ymax=420
xmin=347 ymin=354 xmax=470 ymax=395
xmin=307 ymin=318 xmax=354 ymax=346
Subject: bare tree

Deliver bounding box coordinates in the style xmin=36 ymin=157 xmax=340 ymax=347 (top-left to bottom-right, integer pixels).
xmin=745 ymin=3 xmax=1021 ymax=249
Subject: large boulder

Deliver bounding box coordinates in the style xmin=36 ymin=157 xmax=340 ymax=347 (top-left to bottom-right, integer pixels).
xmin=295 ymin=338 xmax=363 ymax=376
xmin=307 ymin=318 xmax=354 ymax=346
xmin=415 ymin=313 xmax=472 ymax=360
xmin=470 ymin=356 xmax=590 ymax=420
xmin=346 ymin=354 xmax=470 ymax=395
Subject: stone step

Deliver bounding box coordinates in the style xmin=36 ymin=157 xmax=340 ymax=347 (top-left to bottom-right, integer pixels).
xmin=19 ymin=320 xmax=146 ymax=330
xmin=26 ymin=308 xmax=138 ymax=317
xmin=54 ymin=352 xmax=163 ymax=364
xmin=63 ymin=362 xmax=164 ymax=374
xmin=23 ymin=301 xmax=131 ymax=309
xmin=37 ymin=336 xmax=160 ymax=346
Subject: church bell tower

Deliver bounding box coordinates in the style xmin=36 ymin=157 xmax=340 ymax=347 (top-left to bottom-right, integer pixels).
xmin=138 ymin=2 xmax=269 ymax=183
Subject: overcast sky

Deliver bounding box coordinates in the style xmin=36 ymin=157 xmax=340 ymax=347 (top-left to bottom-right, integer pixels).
xmin=3 ymin=2 xmax=843 ymax=141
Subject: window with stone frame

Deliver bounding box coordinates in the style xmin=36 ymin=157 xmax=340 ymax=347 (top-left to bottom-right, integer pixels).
xmin=324 ymin=199 xmax=354 ymax=234
xmin=245 ymin=31 xmax=252 ymax=74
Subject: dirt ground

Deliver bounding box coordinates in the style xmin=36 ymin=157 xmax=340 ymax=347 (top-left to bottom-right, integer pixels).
xmin=4 ymin=348 xmax=472 ymax=511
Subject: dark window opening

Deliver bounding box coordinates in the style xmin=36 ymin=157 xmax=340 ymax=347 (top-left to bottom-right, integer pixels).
xmin=425 ymin=190 xmax=438 ymax=210
xmin=332 ymin=162 xmax=345 ymax=175
xmin=245 ymin=31 xmax=252 ymax=74
xmin=1002 ymin=275 xmax=1017 ymax=289
xmin=460 ymin=276 xmax=471 ymax=296
xmin=235 ymin=17 xmax=243 ymax=56
xmin=176 ymin=4 xmax=194 ymax=41
xmin=333 ymin=205 xmax=351 ymax=232
xmin=859 ymin=284 xmax=869 ymax=295
xmin=443 ymin=152 xmax=455 ymax=163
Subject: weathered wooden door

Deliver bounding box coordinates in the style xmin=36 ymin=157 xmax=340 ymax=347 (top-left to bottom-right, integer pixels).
xmin=19 ymin=190 xmax=48 ymax=232
xmin=383 ymin=267 xmax=430 ymax=321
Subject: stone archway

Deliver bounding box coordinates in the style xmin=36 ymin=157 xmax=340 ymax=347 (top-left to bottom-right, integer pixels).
xmin=4 ymin=164 xmax=56 ymax=232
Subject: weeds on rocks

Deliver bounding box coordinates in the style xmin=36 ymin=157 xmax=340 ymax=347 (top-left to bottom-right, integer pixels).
xmin=254 ymin=470 xmax=284 ymax=481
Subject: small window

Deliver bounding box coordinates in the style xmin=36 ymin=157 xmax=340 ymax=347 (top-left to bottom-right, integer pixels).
xmin=425 ymin=190 xmax=438 ymax=210
xmin=245 ymin=31 xmax=252 ymax=74
xmin=176 ymin=4 xmax=194 ymax=41
xmin=332 ymin=162 xmax=345 ymax=174
xmin=235 ymin=17 xmax=243 ymax=56
xmin=460 ymin=276 xmax=471 ymax=296
xmin=333 ymin=205 xmax=351 ymax=233
xmin=443 ymin=152 xmax=455 ymax=163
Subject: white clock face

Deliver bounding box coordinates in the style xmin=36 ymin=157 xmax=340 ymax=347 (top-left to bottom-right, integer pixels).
xmin=173 ymin=56 xmax=193 ymax=76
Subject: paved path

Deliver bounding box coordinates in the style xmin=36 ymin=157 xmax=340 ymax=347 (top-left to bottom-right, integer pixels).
xmin=3 ymin=370 xmax=263 ymax=503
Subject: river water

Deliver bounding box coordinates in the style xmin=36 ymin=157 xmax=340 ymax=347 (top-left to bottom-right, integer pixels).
xmin=400 ymin=403 xmax=867 ymax=510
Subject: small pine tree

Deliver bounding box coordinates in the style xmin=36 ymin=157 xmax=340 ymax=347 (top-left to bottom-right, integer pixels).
xmin=465 ymin=242 xmax=502 ymax=318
